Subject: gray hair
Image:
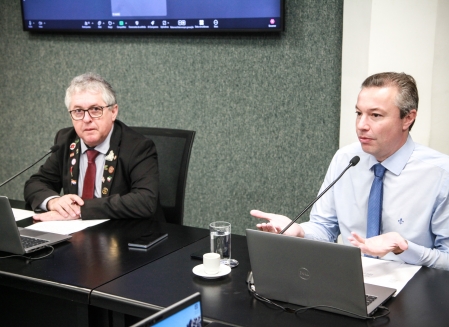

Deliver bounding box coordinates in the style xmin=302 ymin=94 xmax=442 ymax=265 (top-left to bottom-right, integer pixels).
xmin=65 ymin=73 xmax=116 ymax=109
xmin=361 ymin=72 xmax=418 ymax=130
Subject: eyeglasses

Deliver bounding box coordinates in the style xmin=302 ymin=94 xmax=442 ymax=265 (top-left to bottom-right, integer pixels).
xmin=69 ymin=105 xmax=114 ymax=120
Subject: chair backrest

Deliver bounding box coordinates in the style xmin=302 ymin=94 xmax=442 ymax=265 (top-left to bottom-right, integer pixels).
xmin=131 ymin=127 xmax=195 ymax=225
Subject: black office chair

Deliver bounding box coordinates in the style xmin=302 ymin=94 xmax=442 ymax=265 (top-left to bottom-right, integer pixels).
xmin=131 ymin=127 xmax=196 ymax=225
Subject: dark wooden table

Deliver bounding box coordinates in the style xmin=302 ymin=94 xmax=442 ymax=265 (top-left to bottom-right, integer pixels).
xmin=0 ymin=200 xmax=209 ymax=327
xmin=91 ymin=234 xmax=449 ymax=327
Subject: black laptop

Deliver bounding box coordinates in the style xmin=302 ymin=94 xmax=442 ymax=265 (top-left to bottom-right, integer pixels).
xmin=0 ymin=196 xmax=71 ymax=254
xmin=130 ymin=292 xmax=202 ymax=327
xmin=246 ymin=229 xmax=396 ymax=319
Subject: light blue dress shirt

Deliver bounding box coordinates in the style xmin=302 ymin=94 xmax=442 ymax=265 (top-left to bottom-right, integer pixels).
xmin=301 ymin=135 xmax=449 ymax=270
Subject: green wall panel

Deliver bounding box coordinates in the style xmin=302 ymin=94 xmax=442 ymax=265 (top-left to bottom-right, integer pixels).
xmin=0 ymin=1 xmax=343 ymax=235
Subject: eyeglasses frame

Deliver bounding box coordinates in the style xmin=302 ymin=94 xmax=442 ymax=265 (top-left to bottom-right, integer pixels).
xmin=68 ymin=104 xmax=115 ymax=121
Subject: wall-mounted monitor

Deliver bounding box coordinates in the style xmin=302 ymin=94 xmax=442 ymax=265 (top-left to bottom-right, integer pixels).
xmin=21 ymin=0 xmax=284 ymax=33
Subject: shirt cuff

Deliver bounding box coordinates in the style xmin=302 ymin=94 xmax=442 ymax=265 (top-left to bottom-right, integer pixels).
xmin=40 ymin=196 xmax=60 ymax=211
xmin=300 ymin=222 xmax=313 ymax=239
xmin=300 ymin=222 xmax=332 ymax=241
xmin=396 ymin=241 xmax=424 ymax=265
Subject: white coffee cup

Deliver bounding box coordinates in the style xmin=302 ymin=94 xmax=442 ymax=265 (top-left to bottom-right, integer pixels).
xmin=203 ymin=253 xmax=220 ymax=275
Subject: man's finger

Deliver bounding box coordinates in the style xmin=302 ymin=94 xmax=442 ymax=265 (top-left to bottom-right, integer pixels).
xmin=68 ymin=195 xmax=84 ymax=206
xmin=397 ymin=238 xmax=409 ymax=251
xmin=54 ymin=204 xmax=70 ymax=218
xmin=250 ymin=210 xmax=283 ymax=222
xmin=59 ymin=199 xmax=82 ymax=217
xmin=256 ymin=223 xmax=274 ymax=232
xmin=33 ymin=212 xmax=54 ymax=221
xmin=250 ymin=210 xmax=273 ymax=220
xmin=350 ymin=232 xmax=366 ymax=243
xmin=33 ymin=214 xmax=43 ymax=221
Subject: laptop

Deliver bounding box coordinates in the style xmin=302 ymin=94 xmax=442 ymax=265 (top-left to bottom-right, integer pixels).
xmin=130 ymin=292 xmax=202 ymax=327
xmin=246 ymin=229 xmax=396 ymax=319
xmin=0 ymin=196 xmax=71 ymax=255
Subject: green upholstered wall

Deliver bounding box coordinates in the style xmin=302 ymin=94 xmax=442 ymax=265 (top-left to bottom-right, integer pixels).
xmin=0 ymin=1 xmax=343 ymax=235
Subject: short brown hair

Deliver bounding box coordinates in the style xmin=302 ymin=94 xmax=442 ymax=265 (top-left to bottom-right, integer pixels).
xmin=362 ymin=72 xmax=418 ymax=130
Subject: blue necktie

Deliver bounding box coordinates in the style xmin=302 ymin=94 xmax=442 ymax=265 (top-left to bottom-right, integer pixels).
xmin=366 ymin=163 xmax=387 ymax=238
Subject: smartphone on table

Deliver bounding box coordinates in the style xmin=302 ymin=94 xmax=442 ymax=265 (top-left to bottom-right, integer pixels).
xmin=128 ymin=231 xmax=168 ymax=249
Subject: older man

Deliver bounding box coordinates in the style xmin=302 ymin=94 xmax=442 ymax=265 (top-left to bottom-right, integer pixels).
xmin=252 ymin=72 xmax=449 ymax=270
xmin=24 ymin=73 xmax=163 ymax=221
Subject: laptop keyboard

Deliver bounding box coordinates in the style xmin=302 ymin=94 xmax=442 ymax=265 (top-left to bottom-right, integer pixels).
xmin=366 ymin=294 xmax=377 ymax=306
xmin=20 ymin=235 xmax=48 ymax=248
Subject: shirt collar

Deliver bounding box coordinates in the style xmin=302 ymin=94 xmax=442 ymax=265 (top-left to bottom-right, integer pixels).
xmin=367 ymin=134 xmax=415 ymax=176
xmin=80 ymin=125 xmax=114 ymax=155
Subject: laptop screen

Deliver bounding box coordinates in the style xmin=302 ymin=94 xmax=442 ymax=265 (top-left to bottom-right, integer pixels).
xmin=152 ymin=301 xmax=201 ymax=327
xmin=131 ymin=292 xmax=202 ymax=327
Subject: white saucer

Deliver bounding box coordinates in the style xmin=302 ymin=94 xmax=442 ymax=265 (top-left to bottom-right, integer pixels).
xmin=192 ymin=264 xmax=231 ymax=279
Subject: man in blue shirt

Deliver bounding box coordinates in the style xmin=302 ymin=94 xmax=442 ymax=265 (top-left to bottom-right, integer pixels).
xmin=251 ymin=72 xmax=449 ymax=270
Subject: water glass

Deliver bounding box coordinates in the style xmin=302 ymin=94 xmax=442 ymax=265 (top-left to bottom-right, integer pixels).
xmin=209 ymin=221 xmax=239 ymax=267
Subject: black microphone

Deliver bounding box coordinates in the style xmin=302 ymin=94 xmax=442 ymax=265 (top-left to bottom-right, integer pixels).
xmin=279 ymin=156 xmax=360 ymax=235
xmin=0 ymin=145 xmax=61 ymax=188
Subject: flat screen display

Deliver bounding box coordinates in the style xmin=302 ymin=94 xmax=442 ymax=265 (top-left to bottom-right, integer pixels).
xmin=151 ymin=301 xmax=201 ymax=327
xmin=130 ymin=293 xmax=202 ymax=327
xmin=21 ymin=0 xmax=284 ymax=33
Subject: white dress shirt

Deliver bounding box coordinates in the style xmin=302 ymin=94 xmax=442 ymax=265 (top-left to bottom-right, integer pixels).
xmin=78 ymin=126 xmax=114 ymax=199
xmin=40 ymin=126 xmax=114 ymax=209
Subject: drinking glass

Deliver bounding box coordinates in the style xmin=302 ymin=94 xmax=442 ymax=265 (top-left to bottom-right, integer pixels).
xmin=209 ymin=221 xmax=239 ymax=267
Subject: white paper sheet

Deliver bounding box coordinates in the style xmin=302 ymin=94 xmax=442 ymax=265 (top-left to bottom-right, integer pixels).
xmin=25 ymin=219 xmax=108 ymax=235
xmin=362 ymin=256 xmax=421 ymax=296
xmin=12 ymin=208 xmax=35 ymax=221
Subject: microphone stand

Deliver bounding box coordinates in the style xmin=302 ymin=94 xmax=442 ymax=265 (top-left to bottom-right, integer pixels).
xmin=247 ymin=156 xmax=360 ymax=300
xmin=279 ymin=156 xmax=360 ymax=234
xmin=0 ymin=146 xmax=59 ymax=188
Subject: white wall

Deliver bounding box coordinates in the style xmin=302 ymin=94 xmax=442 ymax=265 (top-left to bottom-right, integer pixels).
xmin=430 ymin=0 xmax=449 ymax=153
xmin=341 ymin=0 xmax=449 ymax=155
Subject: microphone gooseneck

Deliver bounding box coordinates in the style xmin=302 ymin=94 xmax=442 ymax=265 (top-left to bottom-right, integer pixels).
xmin=0 ymin=145 xmax=61 ymax=188
xmin=279 ymin=156 xmax=360 ymax=235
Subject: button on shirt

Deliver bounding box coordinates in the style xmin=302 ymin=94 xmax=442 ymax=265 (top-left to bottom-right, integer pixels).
xmin=301 ymin=135 xmax=449 ymax=270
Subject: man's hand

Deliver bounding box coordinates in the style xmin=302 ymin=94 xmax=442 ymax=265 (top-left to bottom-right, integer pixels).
xmin=348 ymin=232 xmax=409 ymax=257
xmin=33 ymin=210 xmax=80 ymax=221
xmin=47 ymin=195 xmax=84 ymax=218
xmin=250 ymin=210 xmax=305 ymax=237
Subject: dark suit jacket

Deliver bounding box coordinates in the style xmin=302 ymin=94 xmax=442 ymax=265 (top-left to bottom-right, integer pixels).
xmin=24 ymin=120 xmax=164 ymax=221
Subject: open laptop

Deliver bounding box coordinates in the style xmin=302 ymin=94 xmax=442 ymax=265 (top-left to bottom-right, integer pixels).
xmin=246 ymin=229 xmax=396 ymax=319
xmin=0 ymin=196 xmax=71 ymax=255
xmin=130 ymin=292 xmax=202 ymax=327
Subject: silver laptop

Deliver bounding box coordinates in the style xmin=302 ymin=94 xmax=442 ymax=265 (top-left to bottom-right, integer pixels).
xmin=246 ymin=229 xmax=396 ymax=319
xmin=130 ymin=292 xmax=202 ymax=327
xmin=0 ymin=196 xmax=71 ymax=255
